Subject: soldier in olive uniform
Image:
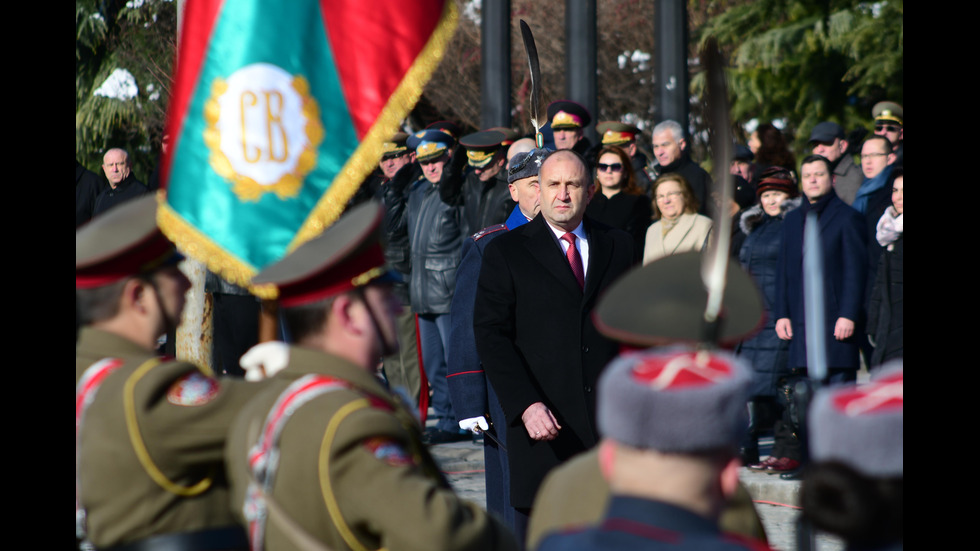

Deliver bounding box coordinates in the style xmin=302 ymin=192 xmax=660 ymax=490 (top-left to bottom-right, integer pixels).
xmin=224 ymin=201 xmax=518 ymax=551
xmin=75 ymin=196 xmax=264 ymax=550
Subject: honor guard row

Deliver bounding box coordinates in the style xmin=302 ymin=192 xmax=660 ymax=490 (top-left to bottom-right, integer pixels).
xmin=225 ymin=201 xmax=517 ymax=550
xmin=76 ymin=195 xmax=262 ymax=550
xmin=77 ymin=198 xmax=517 ymax=551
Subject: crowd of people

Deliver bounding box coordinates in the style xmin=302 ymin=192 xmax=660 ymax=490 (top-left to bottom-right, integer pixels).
xmin=76 ymin=97 xmax=903 ymax=550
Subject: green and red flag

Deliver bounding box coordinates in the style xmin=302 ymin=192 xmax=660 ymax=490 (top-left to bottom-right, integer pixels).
xmin=159 ymin=0 xmax=457 ymax=298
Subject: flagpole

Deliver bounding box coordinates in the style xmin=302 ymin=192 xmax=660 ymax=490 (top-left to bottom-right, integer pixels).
xmin=169 ymin=2 xmax=214 ymax=373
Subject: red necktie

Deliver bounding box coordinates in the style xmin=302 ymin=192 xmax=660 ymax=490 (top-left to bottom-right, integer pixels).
xmin=561 ymin=232 xmax=585 ymax=289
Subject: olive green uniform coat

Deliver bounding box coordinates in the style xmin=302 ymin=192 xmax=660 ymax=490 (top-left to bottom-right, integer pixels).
xmin=225 ymin=345 xmax=517 ymax=551
xmin=75 ymin=327 xmax=264 ymax=548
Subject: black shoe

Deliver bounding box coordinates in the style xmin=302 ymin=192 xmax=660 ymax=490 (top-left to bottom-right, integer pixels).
xmin=423 ymin=427 xmax=470 ymax=445
xmin=739 ymin=445 xmax=759 ymax=466
xmin=779 ymin=468 xmax=804 ymax=481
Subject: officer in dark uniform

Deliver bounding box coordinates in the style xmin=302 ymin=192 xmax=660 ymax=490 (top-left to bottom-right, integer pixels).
xmin=76 ymin=196 xmax=264 ymax=550
xmin=224 ymin=202 xmax=518 ymax=551
xmin=872 ymin=101 xmax=903 ymax=166
xmin=546 ymin=100 xmax=593 ymax=158
xmin=596 ymin=121 xmax=655 ymax=196
xmin=371 ymin=132 xmax=423 ymax=409
xmin=447 ymin=129 xmax=517 ymax=237
xmin=348 ymin=132 xmax=414 ymax=208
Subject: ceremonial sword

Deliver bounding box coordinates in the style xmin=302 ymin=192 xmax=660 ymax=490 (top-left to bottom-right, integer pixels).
xmin=519 ymin=20 xmax=544 ymax=149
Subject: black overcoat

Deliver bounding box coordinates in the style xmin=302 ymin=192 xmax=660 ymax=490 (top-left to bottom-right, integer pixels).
xmin=775 ymin=191 xmax=867 ymax=370
xmin=473 ymin=214 xmax=633 ymax=508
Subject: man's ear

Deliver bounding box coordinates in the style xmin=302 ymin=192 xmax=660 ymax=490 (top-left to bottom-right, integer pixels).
xmin=839 ymin=140 xmax=849 ymax=155
xmin=719 ymin=456 xmax=741 ymax=501
xmin=627 ymin=142 xmax=637 ymax=157
xmin=122 ymin=278 xmax=149 ymax=314
xmin=678 ymin=137 xmax=687 ymax=151
xmin=329 ymin=294 xmax=357 ymax=333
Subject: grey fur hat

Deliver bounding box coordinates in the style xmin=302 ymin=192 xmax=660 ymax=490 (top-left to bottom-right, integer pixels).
xmin=507 ymin=148 xmax=550 ymax=183
xmin=597 ymin=346 xmax=752 ymax=452
xmin=809 ymin=361 xmax=903 ymax=477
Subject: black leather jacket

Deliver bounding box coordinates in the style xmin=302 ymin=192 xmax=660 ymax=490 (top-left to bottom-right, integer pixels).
xmin=383 ymin=157 xmax=465 ymax=315
xmin=440 ymin=167 xmax=515 ymax=239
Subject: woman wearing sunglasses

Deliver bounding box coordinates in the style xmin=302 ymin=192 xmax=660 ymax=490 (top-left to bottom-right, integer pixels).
xmin=642 ymin=172 xmax=713 ymax=265
xmin=585 ymin=146 xmax=652 ymax=264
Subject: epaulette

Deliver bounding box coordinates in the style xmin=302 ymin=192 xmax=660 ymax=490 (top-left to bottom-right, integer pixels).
xmin=472 ymin=224 xmax=507 ymax=241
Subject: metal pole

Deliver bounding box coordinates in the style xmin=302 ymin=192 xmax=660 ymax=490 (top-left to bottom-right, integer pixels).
xmin=176 ymin=258 xmax=213 ymax=370
xmin=481 ymin=0 xmax=511 ymax=129
xmin=565 ymin=0 xmax=597 ymax=144
xmin=654 ymin=0 xmax=689 ymax=126
xmin=172 ymin=0 xmax=214 ymax=370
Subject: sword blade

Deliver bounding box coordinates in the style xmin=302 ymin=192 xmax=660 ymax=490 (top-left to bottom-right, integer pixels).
xmin=700 ymin=38 xmax=734 ymax=333
xmin=803 ymin=211 xmax=828 ymax=381
xmin=519 ymin=19 xmax=543 ymax=147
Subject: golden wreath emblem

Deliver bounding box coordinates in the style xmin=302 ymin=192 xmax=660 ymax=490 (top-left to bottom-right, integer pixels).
xmin=204 ymin=63 xmax=324 ymax=201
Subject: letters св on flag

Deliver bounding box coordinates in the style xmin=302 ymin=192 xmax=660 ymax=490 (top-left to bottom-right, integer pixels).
xmin=158 ymin=0 xmax=457 ymax=298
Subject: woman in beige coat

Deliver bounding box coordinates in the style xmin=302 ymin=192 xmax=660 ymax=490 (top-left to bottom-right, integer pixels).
xmin=642 ymin=173 xmax=713 ymax=265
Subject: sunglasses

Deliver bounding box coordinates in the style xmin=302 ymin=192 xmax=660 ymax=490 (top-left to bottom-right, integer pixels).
xmin=875 ymin=124 xmax=901 ymax=133
xmin=597 ymin=162 xmax=623 ymax=173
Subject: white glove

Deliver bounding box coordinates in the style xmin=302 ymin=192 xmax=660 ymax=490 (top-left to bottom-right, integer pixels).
xmin=240 ymin=341 xmax=290 ymax=381
xmin=459 ymin=416 xmax=489 ymax=434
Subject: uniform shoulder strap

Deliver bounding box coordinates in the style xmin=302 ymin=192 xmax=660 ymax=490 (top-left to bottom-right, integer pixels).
xmin=75 ymin=357 xmax=126 ymax=542
xmin=245 ymin=374 xmax=351 ymax=551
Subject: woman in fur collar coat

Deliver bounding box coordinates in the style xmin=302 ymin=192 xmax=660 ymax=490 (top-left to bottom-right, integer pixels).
xmin=735 ymin=167 xmax=801 ymax=467
xmin=867 ymin=168 xmax=903 ymax=368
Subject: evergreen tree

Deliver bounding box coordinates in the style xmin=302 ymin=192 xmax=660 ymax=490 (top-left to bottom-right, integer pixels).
xmin=76 ymin=0 xmax=177 ymax=180
xmin=696 ymin=0 xmax=903 ymax=152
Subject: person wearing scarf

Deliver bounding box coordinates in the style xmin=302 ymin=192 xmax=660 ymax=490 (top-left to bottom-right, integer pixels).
xmin=852 ymin=136 xmax=896 ymax=214
xmin=867 ymin=169 xmax=903 ymax=368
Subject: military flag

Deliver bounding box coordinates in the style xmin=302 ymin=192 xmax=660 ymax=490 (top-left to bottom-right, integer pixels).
xmin=158 ymin=0 xmax=457 ymax=297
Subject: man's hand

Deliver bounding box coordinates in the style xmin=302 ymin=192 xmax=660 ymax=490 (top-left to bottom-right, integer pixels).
xmin=775 ymin=318 xmax=793 ymax=340
xmin=522 ymin=402 xmax=561 ymax=441
xmin=834 ymin=317 xmax=855 ymax=341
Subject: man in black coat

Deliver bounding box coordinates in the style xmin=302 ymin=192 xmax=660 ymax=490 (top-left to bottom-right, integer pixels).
xmin=547 ymin=100 xmax=593 ymax=159
xmin=775 ymin=155 xmax=867 ymax=382
xmin=93 ymin=148 xmax=150 ymax=218
xmin=473 ymin=150 xmax=634 ymax=522
xmin=650 ymin=120 xmax=712 ymax=214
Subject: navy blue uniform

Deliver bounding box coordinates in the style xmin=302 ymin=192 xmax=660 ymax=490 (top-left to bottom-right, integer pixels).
xmin=447 ymin=206 xmax=529 ymax=531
